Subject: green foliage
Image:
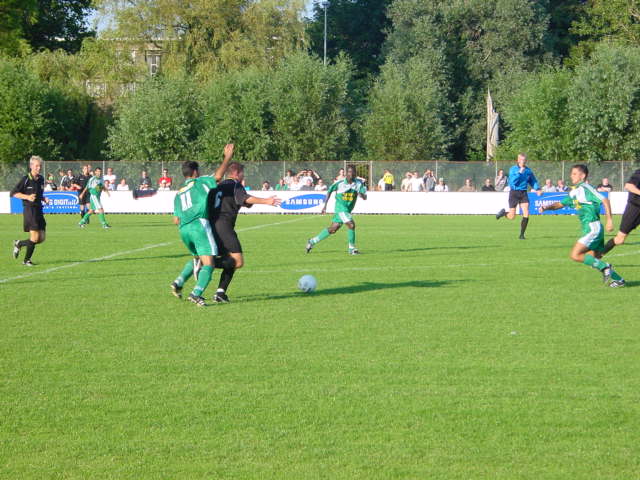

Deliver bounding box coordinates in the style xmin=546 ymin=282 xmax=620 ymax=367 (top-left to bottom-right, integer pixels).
xmin=268 ymin=52 xmax=353 ymax=162
xmin=567 ymin=42 xmax=640 ymax=162
xmin=306 ymin=0 xmax=391 ymax=77
xmin=0 ymin=58 xmax=89 ymax=163
xmin=23 ymin=0 xmax=95 ymax=53
xmin=0 ymin=0 xmax=37 ymax=56
xmin=499 ymin=69 xmax=573 ymax=162
xmin=107 ymin=75 xmax=204 ymax=162
xmin=360 ymin=56 xmax=452 ymax=161
xmin=95 ymin=0 xmax=307 ymax=80
xmin=200 ymin=68 xmax=273 ymax=163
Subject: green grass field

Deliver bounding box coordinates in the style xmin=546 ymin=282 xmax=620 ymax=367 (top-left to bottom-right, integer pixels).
xmin=1 ymin=213 xmax=639 ymax=479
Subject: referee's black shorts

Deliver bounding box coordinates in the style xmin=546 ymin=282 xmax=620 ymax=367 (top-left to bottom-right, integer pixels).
xmin=23 ymin=206 xmax=46 ymax=232
xmin=79 ymin=192 xmax=89 ymax=205
xmin=619 ymin=202 xmax=640 ymax=234
xmin=508 ymin=190 xmax=529 ymax=209
xmin=214 ymin=220 xmax=242 ymax=255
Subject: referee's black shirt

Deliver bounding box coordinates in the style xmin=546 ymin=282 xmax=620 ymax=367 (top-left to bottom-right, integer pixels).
xmin=10 ymin=173 xmax=45 ymax=209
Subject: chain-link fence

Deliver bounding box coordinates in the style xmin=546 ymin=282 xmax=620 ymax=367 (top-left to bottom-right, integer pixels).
xmin=2 ymin=160 xmax=638 ymax=192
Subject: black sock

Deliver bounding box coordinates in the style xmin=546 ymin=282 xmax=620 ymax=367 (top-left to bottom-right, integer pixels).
xmin=24 ymin=240 xmax=35 ymax=261
xmin=218 ymin=268 xmax=235 ymax=292
xmin=17 ymin=239 xmax=30 ymax=248
xmin=520 ymin=217 xmax=529 ymax=236
xmin=602 ymin=238 xmax=617 ymax=255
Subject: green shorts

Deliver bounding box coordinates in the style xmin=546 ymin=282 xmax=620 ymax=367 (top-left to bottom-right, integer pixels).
xmin=331 ymin=211 xmax=354 ymax=224
xmin=90 ymin=193 xmax=102 ymax=210
xmin=578 ymin=221 xmax=605 ymax=252
xmin=180 ymin=219 xmax=218 ymax=257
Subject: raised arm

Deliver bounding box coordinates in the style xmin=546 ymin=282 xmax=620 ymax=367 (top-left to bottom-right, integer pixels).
xmin=213 ymin=144 xmax=235 ymax=182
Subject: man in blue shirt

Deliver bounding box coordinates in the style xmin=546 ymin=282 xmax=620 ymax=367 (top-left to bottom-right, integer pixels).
xmin=496 ymin=153 xmax=542 ymax=239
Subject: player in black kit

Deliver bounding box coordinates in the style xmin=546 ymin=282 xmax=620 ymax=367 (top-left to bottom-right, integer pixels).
xmin=204 ymin=162 xmax=281 ymax=302
xmin=72 ymin=164 xmax=91 ymax=222
xmin=601 ymin=167 xmax=640 ymax=256
xmin=10 ymin=156 xmax=49 ymax=266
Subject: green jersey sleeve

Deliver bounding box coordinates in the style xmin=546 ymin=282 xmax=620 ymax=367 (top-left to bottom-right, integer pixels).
xmin=200 ymin=176 xmax=218 ymax=189
xmin=327 ymin=181 xmax=339 ymax=194
xmin=560 ymin=193 xmax=574 ymax=207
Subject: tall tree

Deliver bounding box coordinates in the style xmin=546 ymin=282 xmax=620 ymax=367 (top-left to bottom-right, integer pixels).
xmin=0 ymin=0 xmax=37 ymax=56
xmin=94 ymin=0 xmax=307 ymax=79
xmin=23 ymin=0 xmax=95 ymax=53
xmin=384 ymin=0 xmax=552 ymax=160
xmin=306 ymin=0 xmax=392 ymax=77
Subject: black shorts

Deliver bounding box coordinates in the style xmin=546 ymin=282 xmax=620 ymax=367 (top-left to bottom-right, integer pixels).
xmin=214 ymin=220 xmax=242 ymax=255
xmin=79 ymin=192 xmax=90 ymax=206
xmin=619 ymin=202 xmax=640 ymax=234
xmin=508 ymin=190 xmax=529 ymax=208
xmin=23 ymin=206 xmax=46 ymax=232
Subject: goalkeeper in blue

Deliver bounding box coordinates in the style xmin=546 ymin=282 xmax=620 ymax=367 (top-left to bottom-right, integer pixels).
xmin=539 ymin=164 xmax=625 ymax=287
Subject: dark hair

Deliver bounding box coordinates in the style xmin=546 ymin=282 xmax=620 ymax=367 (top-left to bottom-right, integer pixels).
xmin=346 ymin=164 xmax=356 ymax=173
xmin=571 ymin=164 xmax=589 ymax=177
xmin=182 ymin=160 xmax=199 ymax=177
xmin=228 ymin=162 xmax=244 ymax=175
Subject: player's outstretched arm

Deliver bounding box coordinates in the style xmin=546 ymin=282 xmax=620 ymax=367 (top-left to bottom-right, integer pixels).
xmin=214 ymin=143 xmax=235 ymax=182
xmin=539 ymin=202 xmax=563 ymax=213
xmin=602 ymin=197 xmax=614 ymax=232
xmin=246 ymin=195 xmax=282 ymax=207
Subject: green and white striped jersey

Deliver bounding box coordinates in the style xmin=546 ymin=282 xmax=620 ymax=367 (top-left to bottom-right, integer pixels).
xmin=561 ymin=182 xmax=605 ymax=227
xmin=174 ymin=176 xmax=218 ymax=227
xmin=87 ymin=176 xmax=104 ymax=197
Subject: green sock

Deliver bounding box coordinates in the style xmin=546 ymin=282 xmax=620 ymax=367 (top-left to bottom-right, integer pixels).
xmin=610 ymin=269 xmax=623 ymax=281
xmin=583 ymin=254 xmax=607 ymax=271
xmin=80 ymin=212 xmax=91 ymax=224
xmin=347 ymin=228 xmax=356 ymax=249
xmin=175 ymin=260 xmax=194 ymax=287
xmin=98 ymin=212 xmax=107 ymax=225
xmin=311 ymin=228 xmax=330 ymax=245
xmin=192 ymin=265 xmax=213 ymax=297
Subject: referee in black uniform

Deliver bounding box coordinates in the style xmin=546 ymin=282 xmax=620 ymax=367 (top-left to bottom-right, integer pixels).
xmin=204 ymin=162 xmax=281 ymax=302
xmin=11 ymin=155 xmax=49 ymax=266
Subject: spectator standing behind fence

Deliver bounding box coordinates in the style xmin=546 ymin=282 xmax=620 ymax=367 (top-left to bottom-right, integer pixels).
xmin=400 ymin=172 xmax=412 ymax=192
xmin=103 ymin=167 xmax=116 ymax=186
xmin=495 ymin=169 xmax=507 ymax=191
xmin=423 ymin=170 xmax=436 ymax=192
xmin=382 ymin=169 xmax=394 ymax=191
xmin=289 ymin=176 xmax=301 ymax=191
xmin=275 ymin=178 xmax=288 ymax=191
xmin=158 ymin=169 xmax=172 ymax=189
xmin=117 ymin=179 xmax=130 ymax=191
xmin=315 ymin=179 xmax=328 ymax=191
xmin=261 ymin=181 xmax=272 ymax=191
xmin=44 ymin=173 xmax=57 ymax=191
xmin=409 ymin=172 xmax=424 ymax=192
xmin=542 ymin=179 xmax=556 ymax=193
xmin=61 ymin=169 xmax=74 ymax=191
xmin=138 ymin=170 xmax=152 ymax=190
xmin=556 ymin=179 xmax=568 ymax=192
xmin=597 ymin=178 xmax=613 ymax=192
xmin=158 ymin=179 xmax=170 ymax=191
xmin=481 ymin=178 xmax=495 ymax=191
xmin=458 ymin=178 xmax=476 ymax=192
xmin=335 ymin=168 xmax=345 ymax=182
xmin=300 ymin=179 xmax=314 ymax=191
xmin=434 ymin=178 xmax=449 ymax=192
xmin=284 ymin=169 xmax=295 ymax=186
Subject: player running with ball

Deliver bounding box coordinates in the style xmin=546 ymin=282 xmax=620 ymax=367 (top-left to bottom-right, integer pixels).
xmin=539 ymin=164 xmax=625 ymax=287
xmin=306 ymin=165 xmax=367 ymax=255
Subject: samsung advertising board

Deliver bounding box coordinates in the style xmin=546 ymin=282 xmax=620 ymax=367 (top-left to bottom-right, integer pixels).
xmin=280 ymin=193 xmax=326 ymax=211
xmin=10 ymin=191 xmax=80 ymax=214
xmin=527 ymin=191 xmax=608 ymax=215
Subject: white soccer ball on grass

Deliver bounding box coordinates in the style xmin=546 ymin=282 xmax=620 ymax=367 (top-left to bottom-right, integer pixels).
xmin=298 ymin=274 xmax=317 ymax=293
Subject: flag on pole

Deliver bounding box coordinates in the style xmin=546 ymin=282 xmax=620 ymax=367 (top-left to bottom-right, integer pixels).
xmin=486 ymin=89 xmax=499 ymax=161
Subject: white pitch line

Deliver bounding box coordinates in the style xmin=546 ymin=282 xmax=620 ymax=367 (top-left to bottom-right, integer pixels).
xmin=0 ymin=216 xmax=312 ymax=285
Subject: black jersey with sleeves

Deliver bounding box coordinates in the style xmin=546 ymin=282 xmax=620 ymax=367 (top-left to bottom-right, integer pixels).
xmin=210 ymin=179 xmax=251 ymax=227
xmin=626 ymin=169 xmax=640 ymax=207
xmin=10 ymin=173 xmax=45 ymax=208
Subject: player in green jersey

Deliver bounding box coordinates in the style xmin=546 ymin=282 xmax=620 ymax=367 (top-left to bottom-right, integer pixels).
xmin=306 ymin=165 xmax=367 ymax=255
xmin=539 ymin=164 xmax=625 ymax=287
xmin=78 ymin=167 xmax=111 ymax=228
xmin=171 ymin=143 xmax=235 ymax=306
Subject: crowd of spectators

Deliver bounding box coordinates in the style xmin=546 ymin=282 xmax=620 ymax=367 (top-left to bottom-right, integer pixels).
xmin=39 ymin=165 xmax=621 ymax=195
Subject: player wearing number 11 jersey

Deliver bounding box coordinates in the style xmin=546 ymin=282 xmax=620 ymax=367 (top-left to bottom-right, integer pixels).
xmin=170 ymin=144 xmax=235 ymax=306
xmin=306 ymin=165 xmax=367 ymax=254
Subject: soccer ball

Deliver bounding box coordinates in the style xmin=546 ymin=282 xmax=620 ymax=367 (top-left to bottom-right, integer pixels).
xmin=298 ymin=274 xmax=317 ymax=293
